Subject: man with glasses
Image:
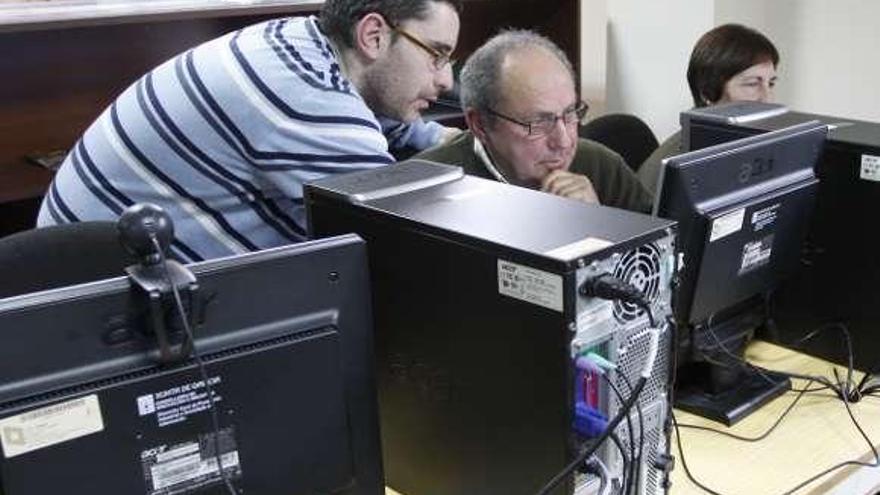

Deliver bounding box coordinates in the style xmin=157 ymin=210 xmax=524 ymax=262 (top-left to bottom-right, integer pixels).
xmin=38 ymin=0 xmax=462 ymax=262
xmin=416 ymin=30 xmax=651 ymax=212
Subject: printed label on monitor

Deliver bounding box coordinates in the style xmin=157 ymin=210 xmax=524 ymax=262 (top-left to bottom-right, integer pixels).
xmin=751 ymin=203 xmax=780 ymax=232
xmin=709 ymin=208 xmax=745 ymax=242
xmin=0 ymin=394 xmax=104 ymax=459
xmin=136 ymin=377 xmax=223 ymax=428
xmin=739 ymin=235 xmax=774 ymax=274
xmin=497 ymin=260 xmax=563 ymax=312
xmin=141 ymin=427 xmax=242 ymax=495
xmin=860 ymin=154 xmax=880 ymax=182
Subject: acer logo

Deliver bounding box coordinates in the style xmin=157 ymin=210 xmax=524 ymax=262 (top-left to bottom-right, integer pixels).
xmin=739 ymin=158 xmax=774 ymax=183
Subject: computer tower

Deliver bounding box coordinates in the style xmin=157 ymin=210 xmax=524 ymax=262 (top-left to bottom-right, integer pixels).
xmin=305 ymin=160 xmax=676 ymax=495
xmin=681 ymin=103 xmax=880 ymax=370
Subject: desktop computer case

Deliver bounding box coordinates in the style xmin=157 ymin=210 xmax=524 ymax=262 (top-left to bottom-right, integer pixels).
xmin=682 ymin=106 xmax=880 ymax=370
xmin=306 ymin=160 xmax=677 ymax=495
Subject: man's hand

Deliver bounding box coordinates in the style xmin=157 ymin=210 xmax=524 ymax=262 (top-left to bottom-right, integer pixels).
xmin=540 ymin=170 xmax=600 ymax=204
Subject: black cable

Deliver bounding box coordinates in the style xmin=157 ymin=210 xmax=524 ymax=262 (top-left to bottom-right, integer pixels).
xmin=583 ymin=455 xmax=610 ymax=495
xmin=618 ymin=372 xmax=645 ymax=495
xmin=676 ymin=378 xmax=816 ymax=443
xmin=778 ymin=389 xmax=880 ymax=495
xmin=701 ymin=317 xmax=853 ymax=399
xmin=674 ymin=372 xmax=880 ymax=495
xmin=535 ymin=377 xmax=646 ymax=495
xmin=793 ymin=323 xmax=857 ymax=401
xmin=609 ymin=432 xmax=630 ymax=495
xmin=602 ymin=374 xmax=638 ymax=495
xmin=151 ymin=236 xmax=237 ymax=495
xmin=673 ymin=302 xmax=880 ymax=495
xmin=671 ymin=411 xmax=723 ymax=495
xmin=751 ymin=305 xmax=865 ymax=401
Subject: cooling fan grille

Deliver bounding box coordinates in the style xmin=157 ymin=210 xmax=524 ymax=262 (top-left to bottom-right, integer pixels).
xmin=612 ymin=243 xmax=662 ymax=323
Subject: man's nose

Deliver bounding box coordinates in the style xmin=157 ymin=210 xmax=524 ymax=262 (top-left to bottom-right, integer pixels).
xmin=435 ymin=64 xmax=454 ymax=93
xmin=547 ymin=119 xmax=575 ymax=149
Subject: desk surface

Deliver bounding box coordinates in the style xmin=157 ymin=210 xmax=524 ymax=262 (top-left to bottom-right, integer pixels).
xmin=385 ymin=341 xmax=880 ymax=495
xmin=671 ymin=341 xmax=880 ymax=495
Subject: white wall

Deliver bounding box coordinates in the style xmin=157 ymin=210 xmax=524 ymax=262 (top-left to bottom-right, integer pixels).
xmin=716 ymin=0 xmax=880 ymax=123
xmin=594 ymin=0 xmax=880 ymax=143
xmin=602 ymin=0 xmax=713 ymax=141
xmin=579 ymin=0 xmax=609 ymax=116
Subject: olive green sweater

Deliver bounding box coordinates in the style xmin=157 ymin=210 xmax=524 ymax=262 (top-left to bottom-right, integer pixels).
xmin=414 ymin=131 xmax=653 ymax=213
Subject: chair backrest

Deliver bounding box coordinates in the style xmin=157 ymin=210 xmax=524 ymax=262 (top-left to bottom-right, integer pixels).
xmin=0 ymin=222 xmax=137 ymax=299
xmin=579 ymin=113 xmax=659 ymax=172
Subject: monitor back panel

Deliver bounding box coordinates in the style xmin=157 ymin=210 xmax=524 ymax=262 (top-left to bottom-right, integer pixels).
xmin=683 ymin=107 xmax=880 ymax=368
xmin=0 ymin=236 xmax=383 ymax=495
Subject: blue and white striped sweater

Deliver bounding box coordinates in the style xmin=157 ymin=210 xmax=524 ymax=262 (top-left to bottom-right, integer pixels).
xmin=38 ymin=16 xmax=442 ymax=262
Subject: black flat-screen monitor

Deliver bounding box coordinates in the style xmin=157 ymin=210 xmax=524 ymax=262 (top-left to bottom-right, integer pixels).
xmin=0 ymin=234 xmax=382 ymax=494
xmin=654 ymin=121 xmax=827 ymax=424
xmin=682 ymin=102 xmax=880 ymax=373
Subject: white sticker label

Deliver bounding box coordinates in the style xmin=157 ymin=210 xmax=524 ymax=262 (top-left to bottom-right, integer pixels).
xmin=751 ymin=203 xmax=780 ymax=232
xmin=498 ymin=260 xmax=563 ymax=312
xmin=137 ymin=377 xmax=223 ymax=428
xmin=576 ymin=302 xmax=614 ymax=336
xmin=739 ymin=235 xmax=774 ymax=274
xmin=141 ymin=430 xmax=242 ymax=495
xmin=709 ymin=208 xmax=745 ymax=242
xmin=0 ymin=395 xmax=104 ymax=459
xmin=545 ymin=237 xmax=614 ymax=261
xmin=860 ymin=154 xmax=880 ymax=182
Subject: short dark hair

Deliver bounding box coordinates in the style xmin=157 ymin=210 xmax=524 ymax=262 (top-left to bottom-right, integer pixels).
xmin=686 ymin=24 xmax=779 ymax=107
xmin=320 ymin=0 xmax=463 ymax=48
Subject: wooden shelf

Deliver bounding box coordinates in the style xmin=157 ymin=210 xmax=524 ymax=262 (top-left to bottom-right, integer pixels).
xmin=0 ymin=0 xmax=323 ymax=33
xmin=0 ymin=161 xmax=53 ymax=204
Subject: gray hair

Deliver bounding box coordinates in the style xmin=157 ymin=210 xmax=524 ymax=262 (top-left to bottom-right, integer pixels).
xmin=459 ymin=29 xmax=576 ymax=117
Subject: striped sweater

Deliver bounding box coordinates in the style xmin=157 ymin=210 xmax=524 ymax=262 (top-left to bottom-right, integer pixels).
xmin=37 ymin=16 xmax=441 ymax=262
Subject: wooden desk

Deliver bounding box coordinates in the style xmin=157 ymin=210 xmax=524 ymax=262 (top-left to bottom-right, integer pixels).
xmin=672 ymin=341 xmax=880 ymax=495
xmin=385 ymin=342 xmax=880 ymax=495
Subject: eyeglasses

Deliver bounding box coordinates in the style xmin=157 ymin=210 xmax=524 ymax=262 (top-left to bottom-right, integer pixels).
xmin=487 ymin=101 xmax=589 ymax=137
xmin=391 ymin=24 xmax=456 ymax=71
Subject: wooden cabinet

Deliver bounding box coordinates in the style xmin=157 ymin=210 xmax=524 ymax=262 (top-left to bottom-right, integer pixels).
xmin=0 ymin=0 xmax=578 ymax=236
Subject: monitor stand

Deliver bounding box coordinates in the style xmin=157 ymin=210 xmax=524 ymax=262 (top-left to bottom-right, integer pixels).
xmin=674 ymin=308 xmax=791 ymax=426
xmin=675 ymin=365 xmax=790 ymax=426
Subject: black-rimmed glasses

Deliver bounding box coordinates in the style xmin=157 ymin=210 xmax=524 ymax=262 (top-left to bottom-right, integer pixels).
xmin=487 ymin=101 xmax=589 ymax=137
xmin=391 ymin=24 xmax=456 ymax=71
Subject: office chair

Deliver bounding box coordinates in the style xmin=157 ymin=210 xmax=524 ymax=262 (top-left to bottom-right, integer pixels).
xmin=0 ymin=222 xmax=137 ymax=299
xmin=579 ymin=113 xmax=659 ymax=172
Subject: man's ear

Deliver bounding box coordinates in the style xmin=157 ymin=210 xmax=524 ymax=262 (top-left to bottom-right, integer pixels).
xmin=465 ymin=108 xmax=490 ymax=142
xmin=353 ymin=13 xmax=390 ymax=61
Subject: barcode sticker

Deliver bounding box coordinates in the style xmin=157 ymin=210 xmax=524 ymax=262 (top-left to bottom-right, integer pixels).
xmin=141 ymin=428 xmax=242 ymax=494
xmin=0 ymin=395 xmax=104 ymax=459
xmin=860 ymin=154 xmax=880 ymax=182
xmin=498 ymin=259 xmax=563 ymax=312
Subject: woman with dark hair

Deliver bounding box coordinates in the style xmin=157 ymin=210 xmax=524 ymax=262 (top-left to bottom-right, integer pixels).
xmin=638 ymin=24 xmax=779 ymax=194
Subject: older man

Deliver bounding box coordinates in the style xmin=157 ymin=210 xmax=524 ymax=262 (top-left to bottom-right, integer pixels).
xmin=416 ymin=30 xmax=651 ymax=212
xmin=39 ymin=0 xmax=462 ymax=262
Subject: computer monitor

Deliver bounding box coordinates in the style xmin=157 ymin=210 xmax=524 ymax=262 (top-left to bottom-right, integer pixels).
xmin=0 ymin=234 xmax=382 ymax=494
xmin=682 ymin=102 xmax=880 ymax=372
xmin=654 ymin=121 xmax=827 ymax=425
